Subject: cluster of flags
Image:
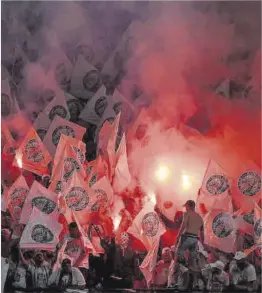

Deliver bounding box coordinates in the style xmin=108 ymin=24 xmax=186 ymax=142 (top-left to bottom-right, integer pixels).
xmin=197 ymin=159 xmax=261 ymax=253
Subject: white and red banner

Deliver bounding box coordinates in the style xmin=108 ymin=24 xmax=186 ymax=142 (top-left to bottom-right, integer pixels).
xmin=20 ymin=181 xmax=58 ymax=225
xmin=13 ymin=126 xmax=52 ymax=176
xmin=7 ymin=175 xmax=29 ymax=222
xmin=128 ymin=202 xmax=166 ymax=284
xmin=43 ymin=116 xmax=86 ymax=156
xmin=20 ymin=207 xmax=61 ymax=250
xmin=204 ymin=209 xmax=236 ymax=253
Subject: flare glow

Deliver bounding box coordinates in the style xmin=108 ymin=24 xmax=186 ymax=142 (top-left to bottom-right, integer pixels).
xmin=181 ymin=173 xmax=192 ymax=190
xmin=155 ymin=165 xmax=170 ymax=182
xmin=113 ymin=214 xmax=121 ymax=231
xmin=16 ymin=153 xmax=23 ymax=169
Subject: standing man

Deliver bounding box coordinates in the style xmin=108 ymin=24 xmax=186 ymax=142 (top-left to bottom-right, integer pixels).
xmin=175 ymin=200 xmax=204 ymax=264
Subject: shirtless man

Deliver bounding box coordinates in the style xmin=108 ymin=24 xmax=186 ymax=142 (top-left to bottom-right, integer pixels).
xmin=175 ymin=200 xmax=204 ymax=262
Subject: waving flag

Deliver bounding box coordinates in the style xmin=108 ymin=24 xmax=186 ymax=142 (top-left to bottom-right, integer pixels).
xmin=233 ymin=161 xmax=261 ymax=213
xmin=79 ymin=85 xmax=110 ymax=125
xmin=60 ymin=171 xmax=96 ymax=226
xmin=43 ymin=116 xmax=86 ymax=156
xmin=2 ymin=121 xmax=16 ymax=157
xmin=204 ymin=208 xmax=236 ymax=253
xmin=113 ymin=133 xmax=131 ymax=193
xmin=7 ymin=175 xmax=29 ymax=222
xmin=128 ymin=202 xmax=166 ymax=284
xmin=234 ymin=210 xmax=255 ymax=237
xmin=197 ymin=160 xmax=232 ymax=217
xmin=70 ymin=55 xmax=101 ymax=101
xmin=33 ymin=112 xmax=51 ymax=141
xmin=91 ymin=176 xmax=114 ymax=212
xmin=20 ymin=207 xmax=61 ymax=250
xmin=20 ymin=181 xmax=58 ymax=225
xmin=97 ymin=120 xmax=113 ymax=156
xmin=43 ymin=91 xmax=70 ymax=122
xmin=13 ymin=126 xmax=52 ymax=176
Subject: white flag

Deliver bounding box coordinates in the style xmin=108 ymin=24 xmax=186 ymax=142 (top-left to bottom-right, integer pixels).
xmin=33 ymin=112 xmax=51 ymax=141
xmin=43 ymin=116 xmax=86 ymax=157
xmin=20 ymin=181 xmax=58 ymax=225
xmin=128 ymin=202 xmax=166 ymax=283
xmin=20 ymin=208 xmax=61 ymax=250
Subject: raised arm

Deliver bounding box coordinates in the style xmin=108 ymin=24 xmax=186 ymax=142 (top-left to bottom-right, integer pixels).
xmin=154 ymin=206 xmax=182 ymax=230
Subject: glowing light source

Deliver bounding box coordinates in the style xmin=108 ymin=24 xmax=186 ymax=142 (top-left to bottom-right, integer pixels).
xmin=155 ymin=165 xmax=170 ymax=182
xmin=181 ymin=174 xmax=192 ymax=190
xmin=113 ymin=215 xmax=121 ymax=231
xmin=148 ymin=190 xmax=156 ymax=205
xmin=16 ymin=152 xmax=23 ymax=169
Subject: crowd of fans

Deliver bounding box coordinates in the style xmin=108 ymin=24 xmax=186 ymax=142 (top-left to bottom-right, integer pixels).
xmin=2 ymin=199 xmax=261 ymax=293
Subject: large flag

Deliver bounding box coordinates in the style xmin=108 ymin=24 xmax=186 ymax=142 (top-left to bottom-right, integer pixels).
xmin=20 ymin=181 xmax=58 ymax=225
xmin=60 ymin=171 xmax=97 ymax=226
xmin=70 ymin=55 xmax=102 ymax=101
xmin=13 ymin=126 xmax=52 ymax=176
xmin=127 ymin=202 xmax=166 ymax=284
xmin=204 ymin=208 xmax=236 ymax=253
xmin=20 ymin=207 xmax=61 ymax=250
xmin=7 ymin=175 xmax=29 ymax=222
xmin=233 ymin=161 xmax=261 ymax=213
xmin=43 ymin=116 xmax=86 ymax=156
xmin=234 ymin=210 xmax=255 ymax=237
xmin=79 ymin=85 xmax=110 ymax=125
xmin=65 ymin=92 xmax=85 ymax=122
xmin=90 ymin=176 xmax=114 ymax=212
xmin=1 ymin=121 xmax=16 ymax=157
xmin=97 ymin=120 xmax=113 ymax=156
xmin=112 ymin=133 xmax=131 ymax=194
xmin=43 ymin=91 xmax=70 ymax=121
xmin=51 ymin=139 xmax=86 ymax=193
xmin=197 ymin=160 xmax=232 ymax=217
xmin=254 ymin=202 xmax=262 ymax=243
xmin=33 ymin=112 xmax=51 ymax=141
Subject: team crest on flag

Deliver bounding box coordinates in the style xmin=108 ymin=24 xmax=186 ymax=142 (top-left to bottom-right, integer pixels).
xmin=243 ymin=212 xmax=255 ymax=225
xmin=31 ymin=196 xmax=56 ymax=215
xmin=142 ymin=212 xmax=160 ymax=237
xmin=206 ymin=175 xmax=230 ymax=195
xmin=254 ymin=219 xmax=262 ymax=238
xmin=63 ymin=158 xmax=81 ymax=181
xmin=31 ymin=224 xmax=54 ymax=243
xmin=52 ymin=125 xmax=75 ymax=146
xmin=65 ymin=187 xmax=89 ymax=211
xmin=72 ymin=146 xmax=85 ymax=164
xmin=237 ymin=171 xmax=261 ymax=196
xmin=25 ymin=139 xmax=44 ymax=162
xmin=11 ymin=188 xmax=28 ymax=209
xmin=212 ymin=212 xmax=234 ymax=238
xmin=49 ymin=105 xmax=68 ymax=120
xmin=91 ymin=189 xmax=108 ymax=211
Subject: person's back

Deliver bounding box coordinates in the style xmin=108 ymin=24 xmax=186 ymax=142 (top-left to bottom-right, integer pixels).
xmin=185 ymin=210 xmax=203 ymax=235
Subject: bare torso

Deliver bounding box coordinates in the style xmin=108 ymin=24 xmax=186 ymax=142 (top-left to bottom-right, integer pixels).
xmin=184 ymin=211 xmax=203 ymax=235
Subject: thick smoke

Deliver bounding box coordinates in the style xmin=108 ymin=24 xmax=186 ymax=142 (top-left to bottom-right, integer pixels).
xmin=1 ymin=1 xmax=261 ymax=208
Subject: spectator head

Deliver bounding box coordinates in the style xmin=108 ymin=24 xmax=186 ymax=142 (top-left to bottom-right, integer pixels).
xmin=162 ymin=247 xmax=172 ymax=262
xmin=24 ymin=250 xmax=34 ymax=260
xmin=34 ymin=251 xmax=44 ymax=266
xmin=68 ymin=222 xmax=80 ymax=238
xmin=210 ymin=260 xmax=225 ymax=274
xmin=45 ymin=251 xmax=55 ymax=260
xmin=234 ymin=251 xmax=249 ymax=269
xmin=207 ymin=252 xmax=216 ymax=263
xmin=184 ymin=200 xmax=196 ymax=211
xmin=61 ymin=258 xmax=72 ymax=273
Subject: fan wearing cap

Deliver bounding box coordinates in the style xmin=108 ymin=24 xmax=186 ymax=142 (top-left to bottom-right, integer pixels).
xmin=175 ymin=200 xmax=204 ymax=264
xmin=229 ymin=251 xmax=257 ymax=292
xmin=48 ymin=258 xmax=86 ymax=291
xmin=202 ymin=260 xmax=229 ymax=293
xmin=151 ymin=247 xmax=172 ymax=288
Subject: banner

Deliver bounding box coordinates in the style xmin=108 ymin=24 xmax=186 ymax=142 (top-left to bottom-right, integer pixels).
xmin=234 ymin=211 xmax=255 ymax=236
xmin=13 ymin=126 xmax=52 ymax=176
xmin=1 ymin=121 xmax=16 ymax=157
xmin=7 ymin=175 xmax=29 ymax=222
xmin=233 ymin=161 xmax=261 ymax=212
xmin=33 ymin=112 xmax=51 ymax=141
xmin=197 ymin=160 xmax=232 ymax=216
xmin=65 ymin=92 xmax=85 ymax=122
xmin=113 ymin=133 xmax=131 ymax=193
xmin=20 ymin=207 xmax=61 ymax=250
xmin=70 ymin=55 xmax=102 ymax=101
xmin=91 ymin=176 xmax=114 ymax=212
xmin=97 ymin=120 xmax=113 ymax=156
xmin=204 ymin=209 xmax=236 ymax=253
xmin=43 ymin=116 xmax=86 ymax=156
xmin=60 ymin=171 xmax=97 ymax=226
xmin=79 ymin=85 xmax=110 ymax=125
xmin=20 ymin=181 xmax=58 ymax=225
xmin=128 ymin=202 xmax=166 ymax=283
xmin=43 ymin=90 xmax=70 ymax=122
